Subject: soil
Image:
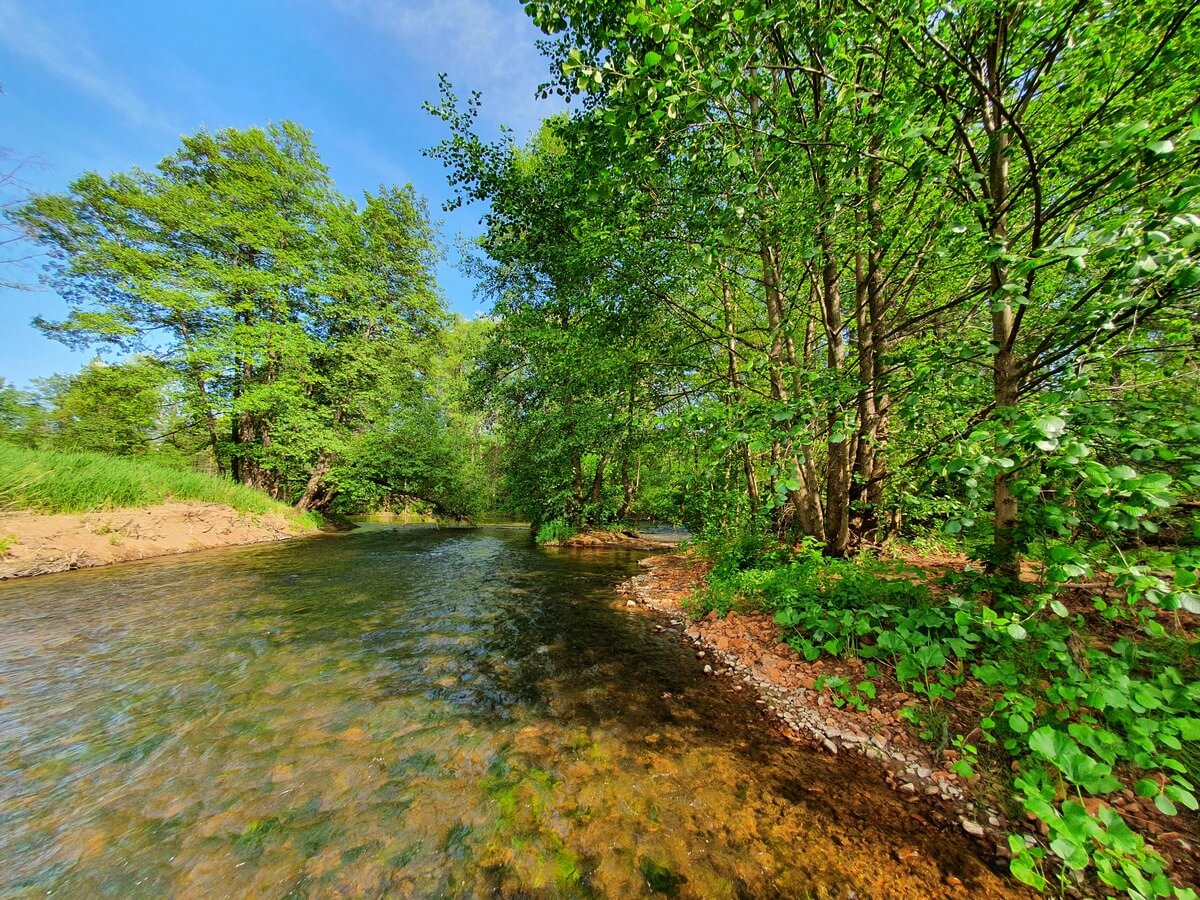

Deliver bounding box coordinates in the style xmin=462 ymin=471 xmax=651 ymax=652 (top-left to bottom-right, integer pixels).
xmin=617 ymin=551 xmax=1200 ymax=894
xmin=0 ymin=502 xmax=317 ymax=579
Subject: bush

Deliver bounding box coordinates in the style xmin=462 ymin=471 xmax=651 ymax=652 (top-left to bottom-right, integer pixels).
xmin=535 ymin=518 xmax=576 ymax=545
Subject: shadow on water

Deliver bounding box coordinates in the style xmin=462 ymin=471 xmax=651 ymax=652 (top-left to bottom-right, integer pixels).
xmin=0 ymin=526 xmax=1023 ymax=898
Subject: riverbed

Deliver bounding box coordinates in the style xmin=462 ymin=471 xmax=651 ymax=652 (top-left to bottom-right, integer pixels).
xmin=0 ymin=525 xmax=1020 ymax=897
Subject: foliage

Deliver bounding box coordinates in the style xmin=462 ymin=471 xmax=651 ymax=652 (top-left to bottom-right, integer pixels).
xmin=534 ymin=518 xmax=577 ymax=545
xmin=15 ymin=123 xmax=445 ymax=511
xmin=31 ymin=357 xmax=178 ymax=457
xmin=419 ymin=0 xmax=1200 ymax=891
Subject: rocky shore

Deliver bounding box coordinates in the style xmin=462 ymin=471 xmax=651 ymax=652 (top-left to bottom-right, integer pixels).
xmin=618 ymin=553 xmax=1029 ymax=867
xmin=618 ymin=551 xmax=1200 ymax=893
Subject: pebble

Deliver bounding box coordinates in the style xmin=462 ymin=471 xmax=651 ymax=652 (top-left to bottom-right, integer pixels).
xmin=961 ymin=819 xmax=985 ymax=837
xmin=626 ymin=599 xmax=637 ymax=607
xmin=703 ymin=664 xmax=713 ymax=674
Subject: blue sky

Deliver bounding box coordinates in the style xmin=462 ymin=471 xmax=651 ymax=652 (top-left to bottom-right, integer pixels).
xmin=0 ymin=0 xmax=561 ymax=387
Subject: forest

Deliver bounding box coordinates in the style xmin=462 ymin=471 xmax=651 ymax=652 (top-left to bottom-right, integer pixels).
xmin=3 ymin=0 xmax=1199 ymax=896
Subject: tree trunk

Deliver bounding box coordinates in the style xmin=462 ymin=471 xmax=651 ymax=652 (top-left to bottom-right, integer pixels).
xmin=760 ymin=236 xmax=824 ymax=539
xmin=296 ymin=452 xmax=334 ymax=511
xmin=719 ymin=277 xmax=760 ymax=516
xmin=986 ymin=17 xmax=1020 ymax=581
xmin=819 ymin=230 xmax=850 ymax=557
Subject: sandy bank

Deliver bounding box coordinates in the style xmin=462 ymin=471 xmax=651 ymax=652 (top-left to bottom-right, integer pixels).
xmin=0 ymin=502 xmax=316 ymax=579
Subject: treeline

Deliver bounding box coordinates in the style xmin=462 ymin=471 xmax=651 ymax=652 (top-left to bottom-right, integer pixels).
xmin=433 ymin=0 xmax=1199 ymax=563
xmin=428 ymin=0 xmax=1200 ymax=894
xmin=10 ymin=124 xmax=502 ymax=518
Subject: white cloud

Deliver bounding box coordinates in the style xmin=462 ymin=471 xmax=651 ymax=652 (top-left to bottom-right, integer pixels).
xmin=330 ymin=0 xmax=560 ymax=134
xmin=0 ymin=0 xmax=169 ymax=132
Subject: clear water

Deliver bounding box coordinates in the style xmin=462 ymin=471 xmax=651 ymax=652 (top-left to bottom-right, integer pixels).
xmin=0 ymin=526 xmax=1018 ymax=898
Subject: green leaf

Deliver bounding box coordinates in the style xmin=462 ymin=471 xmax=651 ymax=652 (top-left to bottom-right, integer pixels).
xmin=1134 ymin=779 xmax=1160 ymax=798
xmin=643 ymin=51 xmax=662 ymax=67
xmin=1029 ymin=726 xmax=1072 ymax=760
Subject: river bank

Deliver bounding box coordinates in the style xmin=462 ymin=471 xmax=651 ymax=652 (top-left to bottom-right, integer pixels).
xmin=618 ymin=554 xmax=1009 ymax=843
xmin=0 ymin=501 xmax=319 ymax=579
xmin=545 ymin=528 xmax=679 ymax=551
xmin=618 ymin=552 xmax=1200 ymax=894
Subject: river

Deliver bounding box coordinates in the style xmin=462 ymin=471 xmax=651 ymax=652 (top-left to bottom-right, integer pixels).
xmin=0 ymin=525 xmax=1018 ymax=897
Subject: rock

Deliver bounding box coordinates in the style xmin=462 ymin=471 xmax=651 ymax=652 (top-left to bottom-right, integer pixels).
xmin=703 ymin=664 xmax=713 ymax=674
xmin=822 ymin=738 xmax=839 ymax=755
xmin=626 ymin=599 xmax=637 ymax=607
xmin=961 ymin=819 xmax=985 ymax=837
xmin=899 ymin=782 xmax=917 ymax=793
xmin=697 ymin=650 xmax=706 ymax=658
xmin=916 ymin=766 xmax=932 ymax=779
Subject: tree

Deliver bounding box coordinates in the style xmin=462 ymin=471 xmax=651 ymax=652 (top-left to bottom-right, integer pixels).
xmin=34 ymin=357 xmax=172 ymax=456
xmin=16 ymin=123 xmax=445 ymax=508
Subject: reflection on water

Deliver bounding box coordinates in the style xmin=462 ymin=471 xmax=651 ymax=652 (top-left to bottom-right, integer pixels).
xmin=0 ymin=526 xmax=1018 ymax=898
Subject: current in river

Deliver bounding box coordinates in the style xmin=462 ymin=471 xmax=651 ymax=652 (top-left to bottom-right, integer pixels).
xmin=0 ymin=525 xmax=1019 ymax=898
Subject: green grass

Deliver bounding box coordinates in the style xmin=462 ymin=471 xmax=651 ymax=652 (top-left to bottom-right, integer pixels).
xmin=0 ymin=443 xmax=318 ymax=527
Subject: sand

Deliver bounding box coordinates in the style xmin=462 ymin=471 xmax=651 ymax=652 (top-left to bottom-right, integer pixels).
xmin=0 ymin=501 xmax=314 ymax=579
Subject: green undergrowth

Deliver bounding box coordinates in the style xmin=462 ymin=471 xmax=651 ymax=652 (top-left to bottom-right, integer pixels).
xmin=534 ymin=519 xmax=578 ymax=545
xmin=694 ymin=537 xmax=1200 ymax=899
xmin=0 ymin=443 xmax=319 ymax=528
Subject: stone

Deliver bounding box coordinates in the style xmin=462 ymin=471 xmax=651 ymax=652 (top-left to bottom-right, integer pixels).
xmin=703 ymin=664 xmax=713 ymax=674
xmin=961 ymin=820 xmax=985 ymax=837
xmin=626 ymin=599 xmax=637 ymax=607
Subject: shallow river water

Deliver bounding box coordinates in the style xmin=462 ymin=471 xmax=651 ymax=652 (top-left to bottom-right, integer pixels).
xmin=0 ymin=525 xmax=1020 ymax=898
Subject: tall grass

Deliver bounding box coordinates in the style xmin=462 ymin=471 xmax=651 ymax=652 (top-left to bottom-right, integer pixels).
xmin=0 ymin=444 xmax=315 ymax=525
